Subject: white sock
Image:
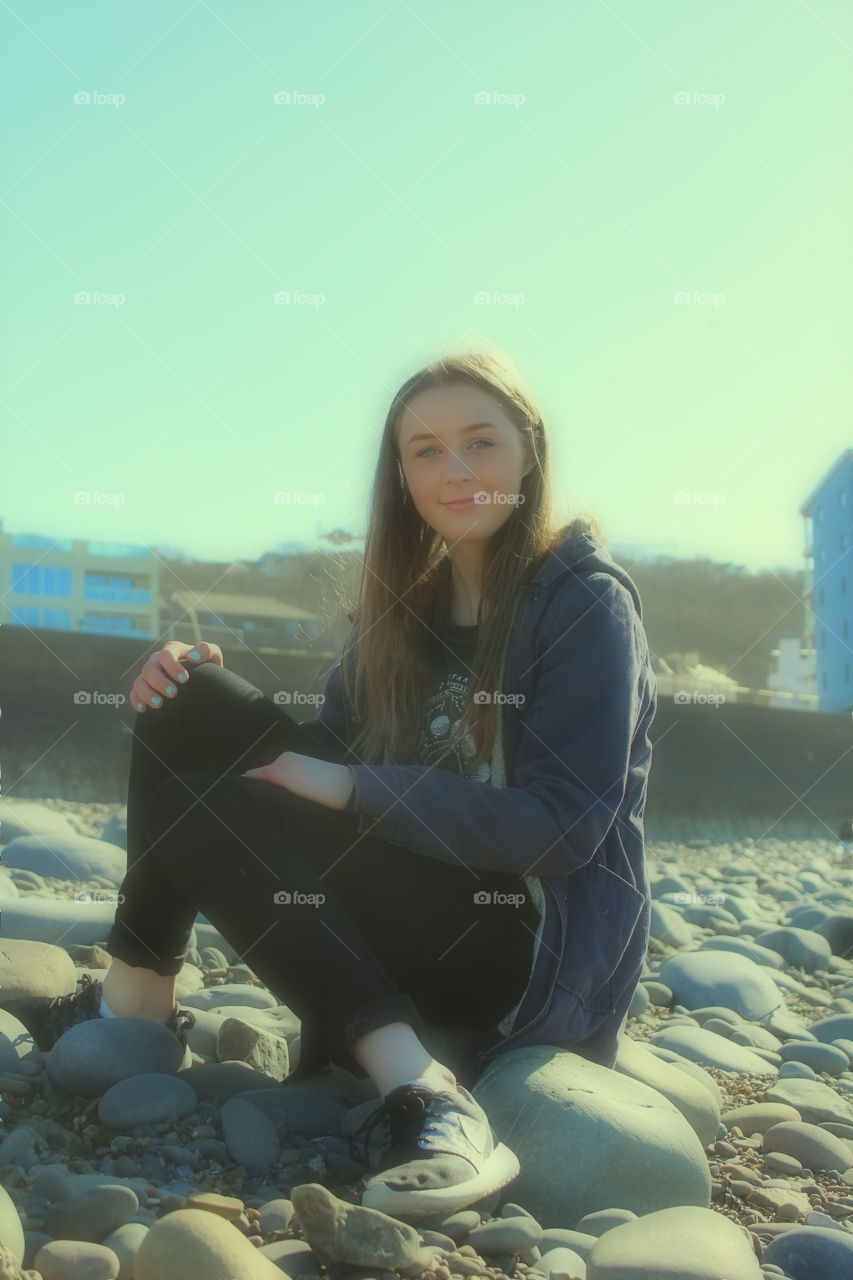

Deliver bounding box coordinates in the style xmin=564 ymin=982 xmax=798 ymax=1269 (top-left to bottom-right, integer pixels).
xmin=98 ymin=993 xmax=117 ymax=1018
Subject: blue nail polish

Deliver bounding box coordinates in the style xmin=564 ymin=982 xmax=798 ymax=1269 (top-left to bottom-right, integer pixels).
xmin=152 ymin=695 xmax=162 ymax=707
xmin=189 ymin=649 xmax=200 ymax=661
xmin=177 ymin=671 xmax=188 ymax=682
xmin=166 ymin=685 xmax=176 ymax=697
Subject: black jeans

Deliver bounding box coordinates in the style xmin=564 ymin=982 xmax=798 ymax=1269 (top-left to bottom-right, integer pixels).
xmin=105 ymin=660 xmax=539 ymax=1079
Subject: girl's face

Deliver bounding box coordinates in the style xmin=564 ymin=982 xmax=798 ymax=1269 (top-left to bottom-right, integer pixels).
xmin=396 ymin=384 xmax=534 ymax=544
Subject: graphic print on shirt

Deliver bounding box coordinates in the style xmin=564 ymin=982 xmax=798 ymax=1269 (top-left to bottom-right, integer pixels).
xmin=416 ymin=656 xmax=492 ymax=782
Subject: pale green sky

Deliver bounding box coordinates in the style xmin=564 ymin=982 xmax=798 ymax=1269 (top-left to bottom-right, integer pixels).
xmin=2 ymin=0 xmax=851 ymax=573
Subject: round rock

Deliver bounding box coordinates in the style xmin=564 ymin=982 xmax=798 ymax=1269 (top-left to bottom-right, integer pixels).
xmin=98 ymin=1073 xmax=198 ymax=1128
xmin=658 ymin=951 xmax=784 ymax=1020
xmin=45 ymin=1018 xmax=186 ymax=1097
xmin=471 ymin=1046 xmax=711 ymax=1227
xmin=134 ymin=1207 xmax=283 ymax=1278
xmin=585 ymin=1203 xmax=762 ymax=1278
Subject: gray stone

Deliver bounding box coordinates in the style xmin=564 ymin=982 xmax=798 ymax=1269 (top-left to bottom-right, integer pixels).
xmin=643 ymin=1046 xmax=724 ymax=1107
xmin=32 ymin=1239 xmax=122 ymax=1278
xmin=762 ymin=1121 xmax=853 ymax=1173
xmin=809 ymin=1013 xmax=853 ymax=1044
xmin=97 ymin=1073 xmax=198 ymax=1129
xmin=658 ymin=951 xmax=784 ymax=1020
xmin=471 ymin=1046 xmax=711 ymax=1227
xmin=764 ymin=1076 xmax=853 ymax=1126
xmin=0 ymin=1184 xmax=25 ymax=1266
xmin=762 ymin=1224 xmax=853 ymax=1279
xmin=215 ymin=1017 xmax=290 ymax=1078
xmin=467 ymin=1215 xmax=542 ymax=1255
xmin=100 ymin=808 xmax=127 ymax=850
xmin=650 ymin=902 xmax=694 ymax=948
xmin=1 ymin=833 xmax=126 ymax=886
xmin=650 ymin=1024 xmax=778 ymax=1075
xmin=134 ymin=1206 xmax=283 ymax=1278
xmin=233 ymin=1086 xmax=347 ymax=1137
xmin=220 ymin=1097 xmax=280 ymax=1169
xmin=585 ymin=1204 xmax=762 ymax=1278
xmin=0 ymin=939 xmax=77 ymax=1001
xmin=614 ymin=1037 xmax=721 ymax=1147
xmin=536 ymin=1245 xmax=589 ymax=1276
xmin=289 ymin=1183 xmax=437 ymax=1269
xmin=698 ymin=936 xmax=785 ymax=969
xmin=721 ymin=1102 xmax=801 ymax=1136
xmin=100 ymin=1222 xmax=150 ymax=1280
xmin=778 ymin=1040 xmax=850 ymax=1076
xmin=578 ymin=1208 xmax=638 ymax=1235
xmin=754 ymin=926 xmax=833 ymax=973
xmin=0 ymin=801 xmax=75 ymax=843
xmin=179 ymin=983 xmax=279 ymax=1012
xmin=45 ymin=1018 xmax=186 ymax=1098
xmin=43 ymin=1184 xmax=138 ymax=1242
xmin=0 ymin=897 xmax=121 ymax=948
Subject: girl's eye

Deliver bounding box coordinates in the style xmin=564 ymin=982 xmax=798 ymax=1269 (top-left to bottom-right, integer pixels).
xmin=416 ymin=439 xmax=494 ymax=458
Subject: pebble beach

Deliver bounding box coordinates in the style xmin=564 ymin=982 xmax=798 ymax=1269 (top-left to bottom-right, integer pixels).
xmin=1 ymin=796 xmax=852 ymax=1279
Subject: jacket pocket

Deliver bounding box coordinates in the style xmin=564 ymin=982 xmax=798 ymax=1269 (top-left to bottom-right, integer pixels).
xmin=556 ymin=858 xmax=647 ymax=1013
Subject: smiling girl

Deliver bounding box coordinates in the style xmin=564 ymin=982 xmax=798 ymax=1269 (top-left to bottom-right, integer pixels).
xmin=2 ymin=351 xmax=656 ymax=1222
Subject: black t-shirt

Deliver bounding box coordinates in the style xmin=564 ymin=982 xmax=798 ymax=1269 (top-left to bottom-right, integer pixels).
xmin=415 ymin=619 xmax=492 ymax=779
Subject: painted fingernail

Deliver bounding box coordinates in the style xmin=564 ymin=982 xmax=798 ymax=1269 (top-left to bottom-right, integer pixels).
xmin=165 ymin=685 xmax=177 ymax=697
xmin=177 ymin=671 xmax=188 ymax=682
xmin=136 ymin=701 xmax=144 ymax=711
xmin=188 ymin=649 xmax=200 ymax=661
xmin=151 ymin=695 xmax=162 ymax=707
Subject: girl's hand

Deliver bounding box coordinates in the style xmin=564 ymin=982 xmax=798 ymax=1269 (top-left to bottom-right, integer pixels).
xmin=242 ymin=752 xmax=355 ymax=812
xmin=130 ymin=640 xmax=224 ymax=713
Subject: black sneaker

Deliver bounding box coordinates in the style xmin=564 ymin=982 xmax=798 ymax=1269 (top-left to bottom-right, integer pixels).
xmin=0 ymin=972 xmax=197 ymax=1053
xmin=348 ymin=1077 xmax=520 ymax=1221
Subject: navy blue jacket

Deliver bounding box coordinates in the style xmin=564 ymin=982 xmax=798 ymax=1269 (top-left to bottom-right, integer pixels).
xmin=286 ymin=530 xmax=656 ymax=1084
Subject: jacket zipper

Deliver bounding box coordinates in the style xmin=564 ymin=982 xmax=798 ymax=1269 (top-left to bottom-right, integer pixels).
xmin=471 ymin=876 xmax=565 ymax=1068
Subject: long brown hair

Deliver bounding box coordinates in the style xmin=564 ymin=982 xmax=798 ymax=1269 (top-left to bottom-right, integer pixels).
xmin=339 ymin=350 xmax=605 ymax=770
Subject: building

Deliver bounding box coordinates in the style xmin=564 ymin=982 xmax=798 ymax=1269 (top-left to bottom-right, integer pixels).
xmin=766 ymin=635 xmax=818 ymax=712
xmin=163 ymin=588 xmax=322 ymax=650
xmin=799 ymin=449 xmax=853 ymax=712
xmin=0 ymin=531 xmax=158 ymax=638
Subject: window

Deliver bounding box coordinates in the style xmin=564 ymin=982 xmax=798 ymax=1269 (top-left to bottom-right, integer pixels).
xmin=12 ymin=564 xmax=41 ymax=595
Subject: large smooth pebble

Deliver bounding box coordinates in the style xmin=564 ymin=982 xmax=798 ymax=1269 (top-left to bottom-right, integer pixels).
xmin=98 ymin=1073 xmax=198 ymax=1128
xmin=586 ymin=1203 xmax=762 ymax=1278
xmin=134 ymin=1207 xmax=283 ymax=1278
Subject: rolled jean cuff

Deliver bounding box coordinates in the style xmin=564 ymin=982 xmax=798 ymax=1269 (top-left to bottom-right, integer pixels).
xmin=326 ymin=991 xmax=426 ymax=1077
xmin=103 ymin=924 xmax=188 ymax=977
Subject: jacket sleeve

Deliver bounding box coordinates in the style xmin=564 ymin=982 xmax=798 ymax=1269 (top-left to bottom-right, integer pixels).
xmin=345 ymin=573 xmax=646 ymax=877
xmin=294 ymin=629 xmax=356 ymax=764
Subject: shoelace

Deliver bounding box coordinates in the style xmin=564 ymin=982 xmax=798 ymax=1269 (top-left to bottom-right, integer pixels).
xmin=45 ymin=973 xmax=101 ymax=1037
xmin=347 ymin=1084 xmax=460 ymax=1166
